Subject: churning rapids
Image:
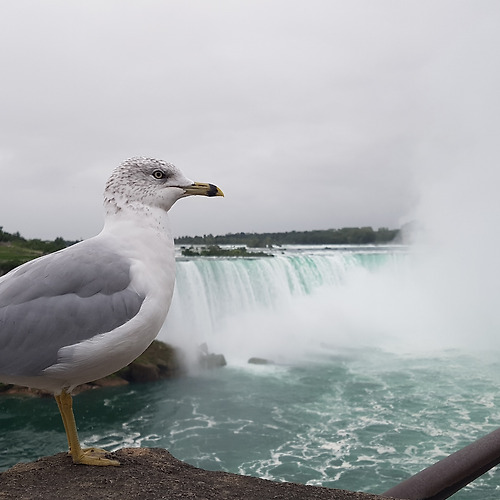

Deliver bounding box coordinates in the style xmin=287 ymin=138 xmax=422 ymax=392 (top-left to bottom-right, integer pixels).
xmin=2 ymin=245 xmax=500 ymax=498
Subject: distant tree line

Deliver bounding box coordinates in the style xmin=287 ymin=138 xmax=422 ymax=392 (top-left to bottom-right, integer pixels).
xmin=175 ymin=227 xmax=399 ymax=247
xmin=0 ymin=226 xmax=79 ymax=254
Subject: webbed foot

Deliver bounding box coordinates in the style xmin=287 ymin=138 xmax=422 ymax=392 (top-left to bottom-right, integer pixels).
xmin=73 ymin=447 xmax=120 ymax=466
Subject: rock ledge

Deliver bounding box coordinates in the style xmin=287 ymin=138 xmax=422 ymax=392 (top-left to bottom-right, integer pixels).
xmin=0 ymin=447 xmax=393 ymax=500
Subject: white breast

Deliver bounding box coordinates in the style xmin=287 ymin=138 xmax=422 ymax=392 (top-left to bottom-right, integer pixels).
xmin=42 ymin=209 xmax=177 ymax=392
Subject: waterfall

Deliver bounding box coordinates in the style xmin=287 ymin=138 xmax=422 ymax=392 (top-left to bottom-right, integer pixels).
xmin=158 ymin=248 xmax=406 ymax=365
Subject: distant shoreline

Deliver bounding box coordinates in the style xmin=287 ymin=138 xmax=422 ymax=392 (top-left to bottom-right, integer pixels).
xmin=0 ymin=226 xmax=400 ymax=275
xmin=175 ymin=226 xmax=400 ymax=247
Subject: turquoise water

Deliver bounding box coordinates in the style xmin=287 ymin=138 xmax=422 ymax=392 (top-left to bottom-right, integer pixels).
xmin=2 ymin=246 xmax=500 ymax=497
xmin=2 ymin=349 xmax=500 ymax=497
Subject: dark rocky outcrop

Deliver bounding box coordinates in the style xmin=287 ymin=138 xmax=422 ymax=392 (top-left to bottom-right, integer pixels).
xmin=117 ymin=340 xmax=184 ymax=383
xmin=0 ymin=448 xmax=394 ymax=500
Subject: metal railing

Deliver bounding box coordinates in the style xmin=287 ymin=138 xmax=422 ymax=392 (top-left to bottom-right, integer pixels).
xmin=382 ymin=427 xmax=500 ymax=499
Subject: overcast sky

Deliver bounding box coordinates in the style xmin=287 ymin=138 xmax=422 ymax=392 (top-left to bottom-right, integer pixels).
xmin=1 ymin=1 xmax=499 ymax=240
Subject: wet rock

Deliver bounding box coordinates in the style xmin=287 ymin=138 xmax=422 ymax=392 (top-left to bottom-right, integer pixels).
xmin=200 ymin=353 xmax=227 ymax=369
xmin=248 ymin=357 xmax=274 ymax=365
xmin=198 ymin=342 xmax=227 ymax=369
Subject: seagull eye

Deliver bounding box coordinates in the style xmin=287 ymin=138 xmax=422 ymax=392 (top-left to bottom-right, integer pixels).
xmin=152 ymin=169 xmax=165 ymax=179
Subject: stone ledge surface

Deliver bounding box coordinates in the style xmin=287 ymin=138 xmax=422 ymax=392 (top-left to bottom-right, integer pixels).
xmin=0 ymin=447 xmax=395 ymax=500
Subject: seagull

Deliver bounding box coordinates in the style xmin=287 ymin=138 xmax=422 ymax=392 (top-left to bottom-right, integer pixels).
xmin=0 ymin=157 xmax=223 ymax=466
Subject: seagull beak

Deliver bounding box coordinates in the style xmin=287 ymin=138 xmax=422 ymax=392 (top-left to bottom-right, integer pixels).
xmin=183 ymin=182 xmax=224 ymax=197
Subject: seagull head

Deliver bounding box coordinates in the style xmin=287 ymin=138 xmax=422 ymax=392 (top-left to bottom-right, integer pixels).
xmin=104 ymin=157 xmax=224 ymax=214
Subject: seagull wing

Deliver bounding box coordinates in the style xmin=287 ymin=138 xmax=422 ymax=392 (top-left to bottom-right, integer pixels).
xmin=0 ymin=240 xmax=145 ymax=377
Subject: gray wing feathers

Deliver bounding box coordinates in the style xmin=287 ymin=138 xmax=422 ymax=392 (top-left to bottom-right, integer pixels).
xmin=0 ymin=241 xmax=145 ymax=377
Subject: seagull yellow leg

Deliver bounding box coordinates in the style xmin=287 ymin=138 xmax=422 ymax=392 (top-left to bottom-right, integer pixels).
xmin=55 ymin=390 xmax=120 ymax=466
xmin=55 ymin=393 xmax=72 ymax=451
